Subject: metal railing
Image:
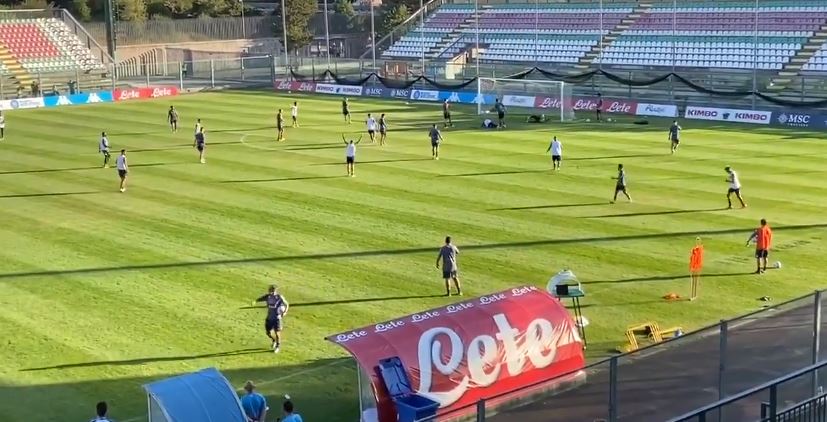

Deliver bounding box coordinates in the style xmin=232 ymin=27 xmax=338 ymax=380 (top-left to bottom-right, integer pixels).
xmin=763 ymin=393 xmax=827 ymax=422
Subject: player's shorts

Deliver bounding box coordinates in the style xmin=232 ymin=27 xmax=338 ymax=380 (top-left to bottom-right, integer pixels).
xmin=380 ymin=127 xmax=387 ymax=134
xmin=343 ymin=110 xmax=350 ymax=116
xmin=368 ymin=130 xmax=375 ymax=136
xmin=552 ymin=155 xmax=561 ymax=162
xmin=615 ymin=183 xmax=626 ymax=192
xmin=346 ymin=156 xmax=355 ymax=164
xmin=442 ymin=269 xmax=458 ymax=279
xmin=118 ymin=169 xmax=128 ymax=178
xmin=755 ymin=249 xmax=769 ymax=259
xmin=671 ymin=137 xmax=680 ymax=144
xmin=197 ymin=144 xmax=205 ymax=152
xmin=728 ymin=188 xmax=741 ymax=195
xmin=431 ymin=141 xmax=440 ymax=148
xmin=497 ymin=112 xmax=505 ymax=120
xmin=170 ymin=120 xmax=178 ymax=124
xmin=265 ymin=318 xmax=282 ymax=333
xmin=444 ymin=112 xmax=451 ymax=119
xmin=101 ymin=150 xmax=110 ymax=156
xmin=277 ymin=124 xmax=283 ymax=130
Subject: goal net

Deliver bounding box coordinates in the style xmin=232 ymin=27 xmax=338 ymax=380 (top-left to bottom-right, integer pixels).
xmin=476 ymin=78 xmax=574 ymax=122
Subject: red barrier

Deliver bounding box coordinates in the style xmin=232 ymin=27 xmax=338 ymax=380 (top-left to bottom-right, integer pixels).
xmin=327 ymin=285 xmax=585 ymax=422
xmin=114 ymin=86 xmax=179 ymax=101
xmin=273 ymin=80 xmax=317 ymax=92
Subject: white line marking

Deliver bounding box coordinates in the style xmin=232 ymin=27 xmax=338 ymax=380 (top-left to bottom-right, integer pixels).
xmin=238 ymin=133 xmax=281 ymax=151
xmin=120 ymin=358 xmax=350 ymax=422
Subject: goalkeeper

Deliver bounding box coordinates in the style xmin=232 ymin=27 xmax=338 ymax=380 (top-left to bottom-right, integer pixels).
xmin=526 ymin=114 xmax=548 ymax=123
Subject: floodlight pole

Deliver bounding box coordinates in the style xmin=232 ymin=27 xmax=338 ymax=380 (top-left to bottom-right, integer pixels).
xmin=598 ymin=0 xmax=603 ymax=70
xmin=371 ymin=1 xmax=377 ymax=70
xmin=281 ymin=0 xmax=289 ymax=77
xmin=420 ymin=0 xmax=425 ymax=75
xmin=752 ymin=0 xmax=758 ymax=109
xmin=474 ymin=0 xmax=479 ymax=77
xmin=240 ymin=0 xmax=246 ymax=39
xmin=323 ymin=0 xmax=331 ymax=68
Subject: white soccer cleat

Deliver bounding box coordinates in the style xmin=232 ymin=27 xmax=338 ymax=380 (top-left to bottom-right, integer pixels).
xmin=119 ymin=188 xmax=125 ymax=193
xmin=274 ymin=345 xmax=280 ymax=354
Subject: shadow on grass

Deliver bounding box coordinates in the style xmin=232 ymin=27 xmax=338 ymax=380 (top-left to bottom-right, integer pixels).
xmin=311 ymin=158 xmax=431 ymax=166
xmin=583 ymin=207 xmax=728 ymax=218
xmin=241 ymin=294 xmax=445 ymax=310
xmin=21 ymin=348 xmax=271 ymax=371
xmin=439 ymin=169 xmax=548 ymax=177
xmin=0 ymin=223 xmax=824 ymax=280
xmin=218 ymin=175 xmax=343 ymax=183
xmin=582 ymin=272 xmax=753 ymax=285
xmin=490 ymin=202 xmax=607 ymax=211
xmin=0 ymin=166 xmax=101 ymax=175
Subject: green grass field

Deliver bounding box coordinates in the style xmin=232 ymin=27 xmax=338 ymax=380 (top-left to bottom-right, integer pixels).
xmin=1 ymin=90 xmax=826 ymax=422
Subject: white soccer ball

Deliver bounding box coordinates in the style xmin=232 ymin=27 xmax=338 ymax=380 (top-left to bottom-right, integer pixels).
xmin=484 ymin=110 xmax=490 ymax=114
xmin=774 ymin=261 xmax=782 ymax=269
xmin=607 ymin=118 xmax=613 ymax=122
xmin=287 ymin=90 xmax=292 ymax=94
xmin=278 ymin=304 xmax=287 ymax=315
xmin=585 ymin=118 xmax=591 ymax=122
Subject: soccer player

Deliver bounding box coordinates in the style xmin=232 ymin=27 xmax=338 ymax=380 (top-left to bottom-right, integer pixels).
xmin=91 ymin=401 xmax=114 ymax=422
xmin=725 ymin=166 xmax=747 ymax=209
xmin=276 ymin=109 xmax=285 ymax=142
xmin=443 ymin=99 xmax=453 ymax=128
xmin=366 ymin=113 xmax=378 ymax=143
xmin=494 ymin=98 xmax=506 ymax=128
xmin=253 ymin=284 xmax=289 ymax=353
xmin=546 ymin=136 xmax=562 ymax=171
xmin=342 ymin=97 xmax=351 ymax=124
xmin=611 ymin=163 xmax=632 ymax=203
xmin=669 ymin=120 xmax=681 ymax=154
xmin=596 ymin=93 xmax=603 ymax=122
xmin=194 ymin=127 xmax=206 ymax=164
xmin=99 ymin=132 xmax=111 ymax=168
xmin=436 ymin=236 xmax=462 ymax=296
xmin=379 ymin=113 xmax=388 ymax=146
xmin=689 ymin=237 xmax=704 ymax=301
xmin=0 ymin=110 xmax=5 ymax=140
xmin=746 ymin=219 xmax=773 ymax=274
xmin=241 ymin=381 xmax=268 ymax=422
xmin=116 ymin=149 xmax=128 ymax=193
xmin=291 ymin=101 xmax=299 ymax=127
xmin=342 ymin=134 xmax=362 ymax=177
xmin=194 ymin=118 xmax=202 ymax=137
xmin=168 ymin=106 xmax=178 ymax=132
xmin=429 ymin=124 xmax=443 ymax=160
xmin=282 ymin=399 xmax=303 ymax=422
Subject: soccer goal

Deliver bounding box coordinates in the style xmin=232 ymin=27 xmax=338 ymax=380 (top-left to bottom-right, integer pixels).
xmin=476 ymin=78 xmax=575 ymax=122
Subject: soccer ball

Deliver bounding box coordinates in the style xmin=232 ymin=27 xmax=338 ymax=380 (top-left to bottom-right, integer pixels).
xmin=484 ymin=110 xmax=490 ymax=114
xmin=607 ymin=118 xmax=613 ymax=122
xmin=585 ymin=118 xmax=591 ymax=122
xmin=774 ymin=261 xmax=782 ymax=269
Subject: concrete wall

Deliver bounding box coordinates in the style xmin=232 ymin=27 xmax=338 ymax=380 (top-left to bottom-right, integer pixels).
xmin=115 ymin=39 xmax=282 ymax=63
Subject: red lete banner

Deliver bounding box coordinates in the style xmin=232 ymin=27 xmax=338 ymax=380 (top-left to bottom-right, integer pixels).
xmin=534 ymin=95 xmax=638 ymax=115
xmin=114 ymin=86 xmax=179 ymax=102
xmin=273 ymin=80 xmax=317 ymax=92
xmin=326 ymin=285 xmax=585 ymax=422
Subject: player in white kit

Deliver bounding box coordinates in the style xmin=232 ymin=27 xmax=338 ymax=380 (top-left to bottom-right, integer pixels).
xmin=725 ymin=166 xmax=747 ymax=209
xmin=0 ymin=110 xmax=5 ymax=140
xmin=291 ymin=102 xmax=299 ymax=127
xmin=99 ymin=132 xmax=111 ymax=168
xmin=342 ymin=134 xmax=362 ymax=177
xmin=116 ymin=149 xmax=129 ymax=192
xmin=366 ymin=114 xmax=377 ymax=143
xmin=546 ymin=136 xmax=562 ymax=170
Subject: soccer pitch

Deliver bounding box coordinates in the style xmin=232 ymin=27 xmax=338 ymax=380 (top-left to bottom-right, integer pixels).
xmin=1 ymin=90 xmax=826 ymax=422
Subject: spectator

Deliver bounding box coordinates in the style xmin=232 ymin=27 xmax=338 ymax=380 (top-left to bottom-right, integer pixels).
xmin=90 ymin=401 xmax=113 ymax=422
xmin=241 ymin=381 xmax=268 ymax=422
xmin=280 ymin=398 xmax=303 ymax=422
xmin=16 ymin=85 xmax=23 ymax=99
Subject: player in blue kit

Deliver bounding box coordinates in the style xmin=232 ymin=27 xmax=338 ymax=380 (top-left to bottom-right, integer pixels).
xmin=253 ymin=285 xmax=289 ymax=353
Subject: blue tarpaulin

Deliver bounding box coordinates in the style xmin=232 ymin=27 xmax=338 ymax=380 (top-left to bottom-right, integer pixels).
xmin=143 ymin=367 xmax=247 ymax=422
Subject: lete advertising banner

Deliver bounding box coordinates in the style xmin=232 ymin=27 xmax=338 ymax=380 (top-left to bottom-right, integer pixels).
xmin=636 ymin=103 xmax=678 ymax=118
xmin=315 ymin=83 xmax=363 ymax=96
xmin=533 ymin=95 xmax=638 ymax=115
xmin=0 ymin=97 xmax=45 ymax=110
xmin=114 ymin=86 xmax=179 ymax=102
xmin=685 ymin=106 xmax=771 ymax=125
xmin=326 ymin=285 xmax=585 ymax=422
xmin=772 ymin=111 xmax=827 ymax=130
xmin=43 ymin=91 xmax=114 ymax=108
xmin=272 ymin=80 xmax=316 ymax=93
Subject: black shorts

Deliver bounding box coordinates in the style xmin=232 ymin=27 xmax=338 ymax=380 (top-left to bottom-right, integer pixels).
xmin=497 ymin=112 xmax=505 ymax=120
xmin=615 ymin=184 xmax=626 ymax=192
xmin=343 ymin=110 xmax=350 ymax=116
xmin=728 ymin=188 xmax=741 ymax=195
xmin=118 ymin=169 xmax=128 ymax=178
xmin=380 ymin=128 xmax=387 ymax=134
xmin=442 ymin=269 xmax=458 ymax=279
xmin=671 ymin=138 xmax=680 ymax=144
xmin=197 ymin=144 xmax=204 ymax=152
xmin=170 ymin=120 xmax=177 ymax=125
xmin=368 ymin=130 xmax=375 ymax=136
xmin=431 ymin=141 xmax=440 ymax=148
xmin=552 ymin=155 xmax=561 ymax=162
xmin=101 ymin=150 xmax=110 ymax=156
xmin=265 ymin=318 xmax=282 ymax=333
xmin=444 ymin=112 xmax=451 ymax=119
xmin=277 ymin=125 xmax=283 ymax=131
xmin=755 ymin=249 xmax=769 ymax=259
xmin=346 ymin=156 xmax=355 ymax=164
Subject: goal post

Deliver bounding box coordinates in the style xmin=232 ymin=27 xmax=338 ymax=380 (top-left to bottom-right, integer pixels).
xmin=476 ymin=78 xmax=574 ymax=122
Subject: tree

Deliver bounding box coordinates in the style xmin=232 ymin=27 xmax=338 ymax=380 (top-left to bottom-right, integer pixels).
xmin=273 ymin=0 xmax=315 ymax=53
xmin=72 ymin=0 xmax=92 ymax=20
xmin=379 ymin=2 xmax=408 ymax=39
xmin=333 ymin=0 xmax=353 ymax=19
xmin=162 ymin=0 xmax=193 ymax=17
xmin=117 ymin=0 xmax=147 ymax=21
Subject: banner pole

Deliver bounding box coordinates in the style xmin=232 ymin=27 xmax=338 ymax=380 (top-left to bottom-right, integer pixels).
xmin=371 ymin=1 xmax=376 ymax=70
xmin=474 ymin=0 xmax=479 ymax=78
xmin=323 ymin=0 xmax=331 ymax=68
xmin=281 ymin=0 xmax=289 ymax=76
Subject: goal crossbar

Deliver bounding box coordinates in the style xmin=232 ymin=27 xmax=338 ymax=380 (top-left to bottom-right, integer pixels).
xmin=476 ymin=77 xmax=573 ymax=122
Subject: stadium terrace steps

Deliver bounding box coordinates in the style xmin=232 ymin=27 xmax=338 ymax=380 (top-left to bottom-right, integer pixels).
xmin=768 ymin=22 xmax=827 ymax=90
xmin=0 ymin=43 xmax=32 ymax=86
xmin=575 ymin=2 xmax=652 ymax=70
xmin=0 ymin=18 xmax=105 ymax=75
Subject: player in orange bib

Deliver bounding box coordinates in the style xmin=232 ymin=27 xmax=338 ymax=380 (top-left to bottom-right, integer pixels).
xmin=747 ymin=218 xmax=773 ymax=274
xmin=689 ymin=237 xmax=704 ymax=301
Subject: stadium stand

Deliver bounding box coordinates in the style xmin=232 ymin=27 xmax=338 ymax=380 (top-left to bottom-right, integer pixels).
xmin=0 ymin=17 xmax=106 ymax=89
xmin=381 ymin=0 xmax=827 ymax=77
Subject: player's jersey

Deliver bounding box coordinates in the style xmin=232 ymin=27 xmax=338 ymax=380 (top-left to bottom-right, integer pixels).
xmin=443 ymin=102 xmax=450 ymax=114
xmin=429 ymin=128 xmax=441 ymax=142
xmin=669 ymin=124 xmax=681 ymax=140
xmin=596 ymin=98 xmax=604 ymax=110
xmin=728 ymin=171 xmax=741 ymax=190
xmin=168 ymin=109 xmax=178 ymax=122
xmin=617 ymin=169 xmax=627 ymax=186
xmin=263 ymin=294 xmax=286 ymax=320
xmin=116 ymin=155 xmax=127 ymax=170
xmin=342 ymin=100 xmax=349 ymax=113
xmin=0 ymin=114 xmax=5 ymax=127
xmin=379 ymin=117 xmax=387 ymax=131
xmin=550 ymin=140 xmax=562 ymax=156
xmin=346 ymin=143 xmax=356 ymax=157
xmin=277 ymin=113 xmax=284 ymax=127
xmin=99 ymin=137 xmax=110 ymax=152
xmin=194 ymin=122 xmax=202 ymax=135
xmin=494 ymin=102 xmax=506 ymax=114
xmin=366 ymin=118 xmax=377 ymax=131
xmin=291 ymin=105 xmax=298 ymax=117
